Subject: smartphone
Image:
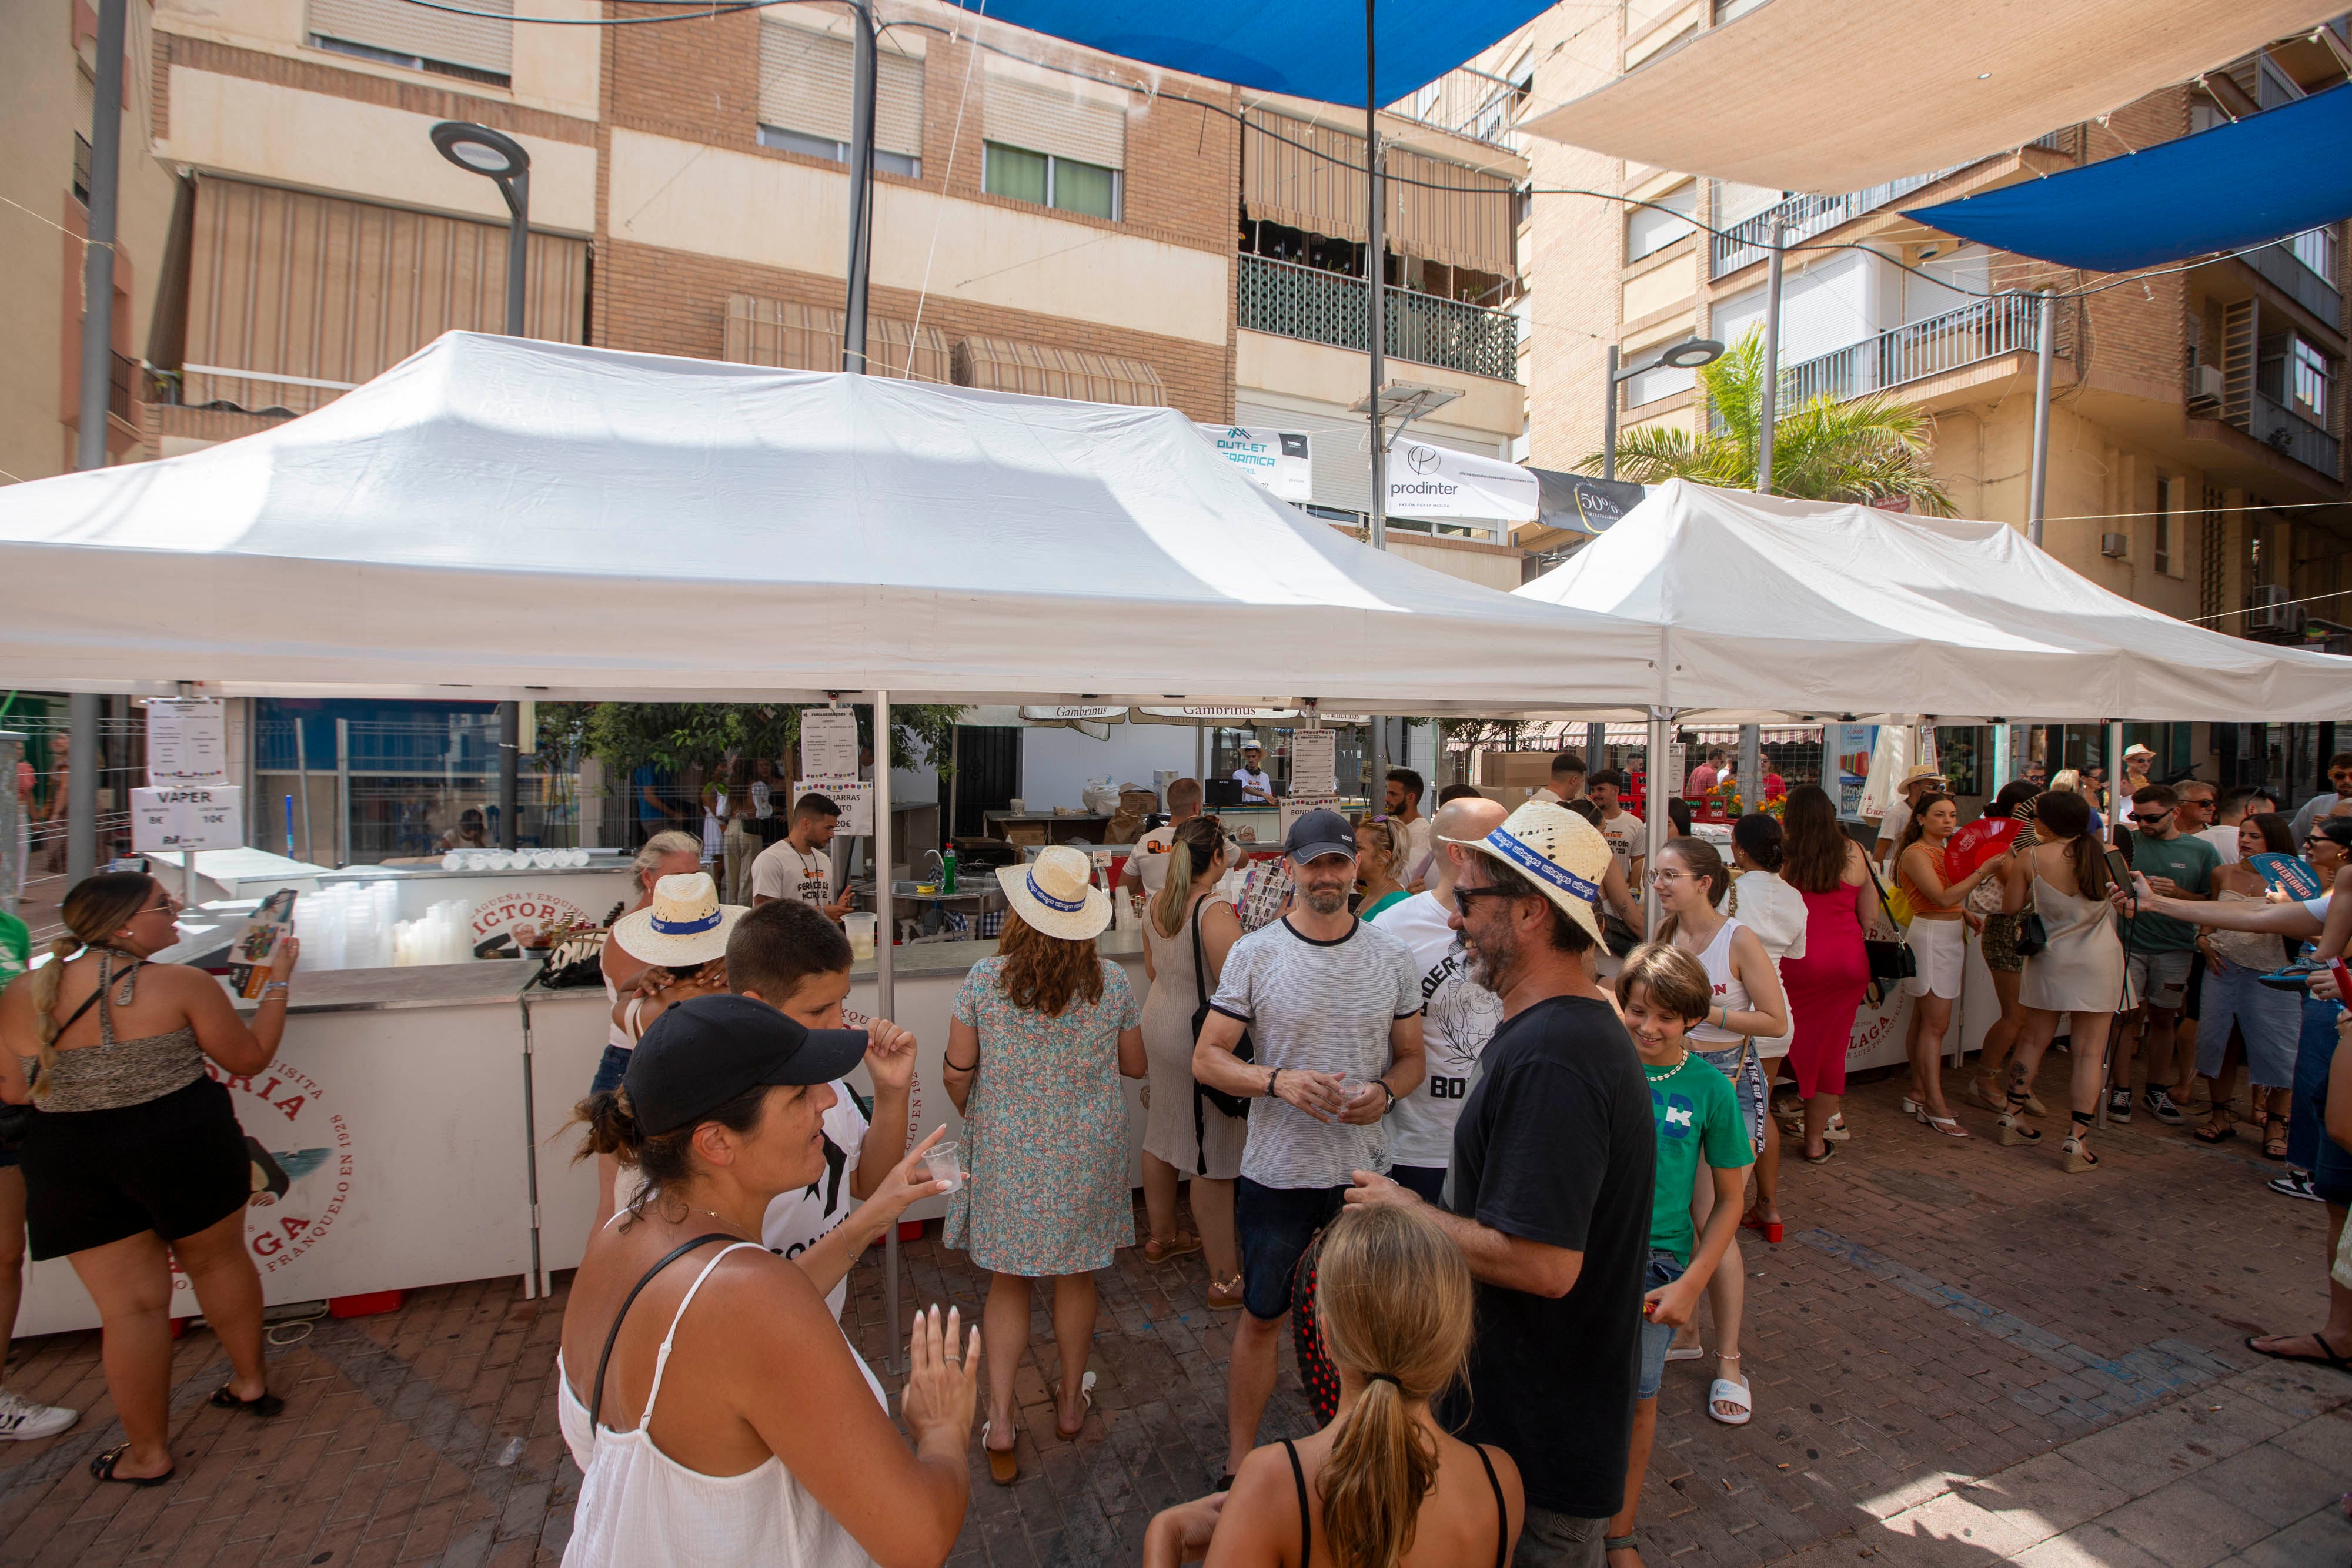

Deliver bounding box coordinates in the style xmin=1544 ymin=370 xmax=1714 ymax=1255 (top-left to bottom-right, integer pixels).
xmin=2104 ymin=848 xmax=2135 ymax=895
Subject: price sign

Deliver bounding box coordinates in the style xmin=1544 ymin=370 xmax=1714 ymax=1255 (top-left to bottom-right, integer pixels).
xmin=800 ymin=707 xmax=860 ymax=786
xmin=792 ymin=779 xmax=873 ymax=837
xmin=131 ymin=785 xmax=244 ymax=853
xmin=1291 ymin=730 xmax=1337 ymax=797
xmin=146 ymin=698 xmax=228 ymax=786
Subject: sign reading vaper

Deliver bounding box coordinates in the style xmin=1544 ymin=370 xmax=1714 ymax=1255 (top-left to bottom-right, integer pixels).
xmin=1290 ymin=729 xmax=1337 ymax=796
xmin=146 ymin=697 xmax=229 ymax=786
xmin=1387 ymin=445 xmax=1539 ymax=523
xmin=130 ymin=785 xmax=243 ymax=853
xmin=1197 ymin=426 xmax=1312 ymax=502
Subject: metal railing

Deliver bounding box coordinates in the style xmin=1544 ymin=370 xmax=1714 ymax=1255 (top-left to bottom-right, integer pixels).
xmin=1733 ymin=293 xmax=2044 ymax=416
xmin=1238 ymin=253 xmax=1519 ymax=382
xmin=2243 ymin=237 xmax=2341 ymax=325
xmin=2245 ymin=392 xmax=2341 ymax=477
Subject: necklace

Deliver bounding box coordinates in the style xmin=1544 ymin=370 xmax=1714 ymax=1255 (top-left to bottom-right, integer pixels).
xmin=1642 ymin=1048 xmax=1689 ymax=1082
xmin=684 ymin=1203 xmax=748 ymax=1236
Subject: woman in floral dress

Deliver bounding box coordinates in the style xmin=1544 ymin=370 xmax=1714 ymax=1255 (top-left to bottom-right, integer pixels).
xmin=943 ymin=845 xmax=1145 ymax=1485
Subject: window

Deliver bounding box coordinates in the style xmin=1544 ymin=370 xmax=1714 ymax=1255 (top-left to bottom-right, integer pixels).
xmin=757 ymin=21 xmax=924 ymax=175
xmin=308 ymin=0 xmax=514 ymax=85
xmin=1625 ymin=182 xmax=1695 ymax=263
xmin=2153 ymin=477 xmax=2172 ymax=576
xmin=2289 ymin=226 xmax=2338 ymax=286
xmin=756 ymin=124 xmax=920 ymax=179
xmin=983 ymin=142 xmax=1121 ymax=220
xmin=2291 ymin=337 xmax=2332 ymax=425
xmin=1622 ymin=354 xmax=1694 ymax=408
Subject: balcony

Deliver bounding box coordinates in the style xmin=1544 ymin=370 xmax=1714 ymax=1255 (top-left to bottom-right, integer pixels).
xmin=1773 ymin=293 xmax=2043 ymax=406
xmin=1712 ymin=167 xmax=1963 ymax=277
xmin=1238 ymin=253 xmax=1518 ymax=382
xmin=2241 ymin=391 xmax=2341 ymax=478
xmin=2242 ymin=238 xmax=2341 ymax=329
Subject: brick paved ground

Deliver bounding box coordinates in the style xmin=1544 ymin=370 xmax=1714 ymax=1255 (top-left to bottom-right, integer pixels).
xmin=2 ymin=1067 xmax=2348 ymax=1567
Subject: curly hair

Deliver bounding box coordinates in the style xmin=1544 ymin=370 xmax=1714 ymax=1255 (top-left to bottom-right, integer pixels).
xmin=995 ymin=910 xmax=1104 ymax=1018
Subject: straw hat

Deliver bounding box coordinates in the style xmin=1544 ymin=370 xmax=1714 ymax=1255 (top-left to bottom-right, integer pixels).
xmin=1439 ymin=801 xmax=1611 ymax=945
xmin=1899 ymin=764 xmax=1947 ymax=791
xmin=997 ymin=845 xmax=1112 ymax=941
xmin=610 ymin=872 xmax=746 ymax=967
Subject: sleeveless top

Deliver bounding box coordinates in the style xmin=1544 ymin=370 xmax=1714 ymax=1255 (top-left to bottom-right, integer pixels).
xmin=2204 ymin=889 xmax=2286 ymax=971
xmin=558 ymin=1240 xmax=885 ymax=1568
xmin=1897 ymin=843 xmax=1962 ymax=920
xmin=1685 ymin=917 xmax=1750 ymax=1047
xmin=19 ymin=952 xmax=205 ymax=1114
xmin=1279 ymin=1436 xmax=1509 ymax=1568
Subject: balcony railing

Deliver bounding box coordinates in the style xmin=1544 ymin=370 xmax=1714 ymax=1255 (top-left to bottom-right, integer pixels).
xmin=1773 ymin=293 xmax=2043 ymax=406
xmin=2244 ymin=391 xmax=2341 ymax=477
xmin=1712 ymin=168 xmax=1962 ymax=277
xmin=1238 ymin=253 xmax=1519 ymax=382
xmin=2242 ymin=238 xmax=2341 ymax=326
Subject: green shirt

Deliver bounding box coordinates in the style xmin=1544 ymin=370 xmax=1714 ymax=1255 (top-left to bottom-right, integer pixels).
xmin=0 ymin=909 xmax=26 ymax=985
xmin=1646 ymin=1051 xmax=1752 ymax=1263
xmin=2123 ymin=831 xmax=2220 ymax=953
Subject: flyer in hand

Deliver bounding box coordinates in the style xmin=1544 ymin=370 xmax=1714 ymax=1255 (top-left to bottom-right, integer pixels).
xmin=2247 ymin=852 xmax=2324 ymax=901
xmin=229 ymin=890 xmax=299 ymax=999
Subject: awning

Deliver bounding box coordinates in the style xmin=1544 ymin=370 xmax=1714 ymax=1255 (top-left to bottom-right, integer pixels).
xmin=946 ymin=0 xmax=1556 ymax=107
xmin=723 ymin=295 xmax=953 ymax=384
xmin=952 ymin=336 xmax=1165 ymax=406
xmin=1241 ymin=111 xmax=1516 ymax=276
xmin=1518 ymin=0 xmax=2343 ymax=195
xmin=1903 ymin=86 xmax=2352 ymax=272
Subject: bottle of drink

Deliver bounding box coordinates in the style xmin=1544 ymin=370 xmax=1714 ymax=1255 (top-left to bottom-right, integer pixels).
xmin=942 ymin=844 xmax=958 ymax=895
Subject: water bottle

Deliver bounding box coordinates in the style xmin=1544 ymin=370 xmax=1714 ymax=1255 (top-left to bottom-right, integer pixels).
xmin=942 ymin=844 xmax=958 ymax=895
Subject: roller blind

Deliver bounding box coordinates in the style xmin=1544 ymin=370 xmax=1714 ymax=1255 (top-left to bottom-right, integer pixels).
xmin=181 ymin=176 xmax=584 ymax=416
xmin=1385 ymin=147 xmax=1515 ymax=278
xmin=982 ymin=75 xmax=1125 ymax=170
xmin=723 ymin=295 xmax=950 ymax=383
xmin=758 ymin=22 xmax=924 ymax=159
xmin=952 ymin=336 xmax=1162 ymax=405
xmin=308 ymin=0 xmax=513 ymax=74
xmin=1244 ymin=109 xmax=1367 ymax=243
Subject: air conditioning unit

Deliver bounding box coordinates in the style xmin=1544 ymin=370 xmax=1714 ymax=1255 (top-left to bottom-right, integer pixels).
xmin=2100 ymin=532 xmax=2130 ymax=559
xmin=2188 ymin=363 xmax=2225 ymax=406
xmin=2249 ymin=583 xmax=2296 ymax=633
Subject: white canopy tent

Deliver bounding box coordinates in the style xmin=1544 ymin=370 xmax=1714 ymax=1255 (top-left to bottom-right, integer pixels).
xmin=1516 ymin=480 xmax=2352 ymax=725
xmin=0 ymin=333 xmax=1663 ymax=713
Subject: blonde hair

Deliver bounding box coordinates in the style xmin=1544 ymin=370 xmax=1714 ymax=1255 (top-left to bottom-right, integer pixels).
xmin=2047 ymin=769 xmax=2082 ymax=795
xmin=1151 ymin=816 xmax=1227 ymax=938
xmin=1314 ymin=1204 xmax=1475 ymax=1568
xmin=26 ymin=872 xmax=156 ymax=1102
xmin=1357 ymin=817 xmax=1410 ymax=876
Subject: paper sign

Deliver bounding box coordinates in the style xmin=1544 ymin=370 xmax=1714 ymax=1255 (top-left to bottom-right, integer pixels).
xmin=146 ymin=698 xmax=228 ymax=786
xmin=800 ymin=707 xmax=860 ymax=785
xmin=793 ymin=779 xmax=873 ymax=837
xmin=1291 ymin=730 xmax=1337 ymax=796
xmin=1278 ymin=793 xmax=1344 ymax=841
xmin=131 ymin=785 xmax=244 ymax=853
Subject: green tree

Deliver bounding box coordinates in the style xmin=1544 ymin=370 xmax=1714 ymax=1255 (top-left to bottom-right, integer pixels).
xmin=1580 ymin=327 xmax=1954 ymax=514
xmin=536 ymin=702 xmax=967 ymax=781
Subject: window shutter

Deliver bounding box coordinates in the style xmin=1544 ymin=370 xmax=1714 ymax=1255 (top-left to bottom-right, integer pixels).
xmin=759 ymin=24 xmax=923 ymax=159
xmin=307 ymin=0 xmax=513 ymax=73
xmin=982 ymin=75 xmax=1125 ymax=170
xmin=875 ymin=49 xmax=924 ymax=161
xmin=1243 ymin=110 xmax=1367 ymax=243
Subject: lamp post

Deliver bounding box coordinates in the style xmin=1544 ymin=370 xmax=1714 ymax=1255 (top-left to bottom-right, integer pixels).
xmin=1601 ymin=337 xmax=1724 ymax=482
xmin=432 ymin=121 xmax=533 ymax=851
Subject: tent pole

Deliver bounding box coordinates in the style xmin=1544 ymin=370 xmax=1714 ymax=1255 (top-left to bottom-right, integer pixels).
xmin=2027 ymin=290 xmax=2054 ymax=546
xmin=1756 ymin=219 xmax=1784 ymax=495
xmin=67 ymin=693 xmax=99 ymax=887
xmin=1364 ymin=0 xmax=1387 ymax=810
xmin=875 ymin=691 xmax=900 ymax=1370
xmin=1585 ymin=721 xmax=1605 ymax=777
xmin=843 ymin=0 xmax=877 ymax=373
xmin=1738 ymin=724 xmax=1760 ymax=815
xmin=1601 ymin=343 xmax=1619 ymax=483
xmin=1643 ymin=709 xmax=1671 ymax=931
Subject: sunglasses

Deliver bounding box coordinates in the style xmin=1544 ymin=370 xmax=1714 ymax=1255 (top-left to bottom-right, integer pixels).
xmin=1452 ymin=886 xmax=1524 ymax=915
xmin=2130 ymin=811 xmax=2174 ymax=825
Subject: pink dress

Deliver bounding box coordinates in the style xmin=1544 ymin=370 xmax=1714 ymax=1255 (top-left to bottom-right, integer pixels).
xmin=1780 ymin=882 xmax=1869 ymax=1098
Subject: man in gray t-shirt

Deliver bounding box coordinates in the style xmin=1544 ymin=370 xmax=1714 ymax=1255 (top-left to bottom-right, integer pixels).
xmin=1194 ymin=808 xmax=1425 ymax=1482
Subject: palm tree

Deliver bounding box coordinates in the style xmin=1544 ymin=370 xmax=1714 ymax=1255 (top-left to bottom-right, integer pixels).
xmin=1579 ymin=327 xmax=1955 ymax=514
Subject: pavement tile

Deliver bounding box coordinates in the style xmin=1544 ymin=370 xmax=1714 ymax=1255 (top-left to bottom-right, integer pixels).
xmin=2181 ymin=1441 xmax=2346 ymax=1529
xmin=2089 ymin=1483 xmax=2274 ymax=1568
xmin=1948 ymin=1450 xmax=2132 ymax=1540
xmin=2231 ymin=1505 xmax=2352 ymax=1568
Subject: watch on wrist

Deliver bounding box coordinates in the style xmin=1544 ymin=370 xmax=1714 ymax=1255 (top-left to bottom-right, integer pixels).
xmin=1266 ymin=1066 xmax=1279 ymax=1098
xmin=1378 ymin=1081 xmax=1398 ymax=1112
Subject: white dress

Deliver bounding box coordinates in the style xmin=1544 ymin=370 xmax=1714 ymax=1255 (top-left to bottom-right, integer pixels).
xmin=557 ymin=1243 xmax=887 ymax=1568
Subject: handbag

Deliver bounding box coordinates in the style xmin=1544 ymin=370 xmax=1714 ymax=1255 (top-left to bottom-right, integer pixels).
xmin=1190 ymin=896 xmax=1257 ymax=1131
xmin=1861 ymin=859 xmax=1917 ymax=985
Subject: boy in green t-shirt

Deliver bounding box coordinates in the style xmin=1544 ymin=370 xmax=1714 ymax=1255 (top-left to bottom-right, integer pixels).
xmin=1607 ymin=942 xmax=1753 ymax=1568
xmin=0 ymin=908 xmax=26 ymax=986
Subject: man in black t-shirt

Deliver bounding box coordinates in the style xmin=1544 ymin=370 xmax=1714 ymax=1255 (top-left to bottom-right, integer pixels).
xmin=1347 ymin=803 xmax=1653 ymax=1567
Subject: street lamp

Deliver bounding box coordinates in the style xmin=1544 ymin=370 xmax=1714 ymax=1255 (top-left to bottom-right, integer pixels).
xmin=1601 ymin=337 xmax=1723 ymax=482
xmin=430 ymin=121 xmax=531 ymax=337
xmin=432 ymin=121 xmax=531 ymax=851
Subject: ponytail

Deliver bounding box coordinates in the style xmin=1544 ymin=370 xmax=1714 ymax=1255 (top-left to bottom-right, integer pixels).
xmin=571 ymin=1078 xmax=772 ymax=1231
xmin=1322 ymin=1372 xmax=1438 ymax=1568
xmin=1150 ymin=817 xmax=1225 ymax=938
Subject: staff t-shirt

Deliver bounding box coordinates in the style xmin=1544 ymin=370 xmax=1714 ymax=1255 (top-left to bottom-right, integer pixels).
xmin=1646 ymin=1051 xmax=1750 ymax=1263
xmin=1128 ymin=824 xmax=1177 ymax=894
xmin=760 ymin=1086 xmax=873 ymax=1322
xmin=1232 ymin=768 xmax=1274 ymax=800
xmin=1208 ymin=916 xmax=1421 ymax=1189
xmin=750 ymin=840 xmax=834 ymax=911
xmin=1374 ymin=893 xmax=1504 ymax=1169
xmin=2122 ymin=832 xmax=2221 ymax=953
xmin=1599 ymin=810 xmax=1643 ymax=871
xmin=1439 ymin=994 xmax=1653 ymax=1520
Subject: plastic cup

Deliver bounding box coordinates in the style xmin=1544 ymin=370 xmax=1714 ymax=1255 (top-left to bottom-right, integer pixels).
xmin=923 ymin=1141 xmax=962 ymax=1193
xmin=844 ymin=911 xmax=878 ymax=959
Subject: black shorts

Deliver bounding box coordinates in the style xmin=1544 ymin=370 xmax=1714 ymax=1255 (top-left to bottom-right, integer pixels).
xmin=1235 ymin=1176 xmax=1348 ymax=1321
xmin=19 ymin=1076 xmax=252 ymax=1260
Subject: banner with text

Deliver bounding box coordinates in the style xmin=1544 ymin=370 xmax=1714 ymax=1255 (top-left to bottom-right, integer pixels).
xmin=1197 ymin=426 xmax=1312 ymax=502
xmin=1388 ymin=443 xmax=1539 ymax=522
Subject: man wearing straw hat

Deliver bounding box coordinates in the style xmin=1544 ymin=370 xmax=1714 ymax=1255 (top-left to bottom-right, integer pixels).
xmin=1873 ymin=764 xmax=1949 ymax=872
xmin=1194 ymin=807 xmax=1424 ymax=1486
xmin=1347 ymin=802 xmax=1653 ymax=1566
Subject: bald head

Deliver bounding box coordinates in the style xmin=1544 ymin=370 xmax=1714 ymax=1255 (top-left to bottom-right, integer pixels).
xmin=1429 ymin=797 xmax=1509 ymax=900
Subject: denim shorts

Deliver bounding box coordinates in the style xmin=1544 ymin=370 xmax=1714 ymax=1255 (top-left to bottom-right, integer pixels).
xmin=589 ymin=1042 xmax=632 ymax=1099
xmin=1235 ymin=1176 xmax=1347 ymax=1321
xmin=1637 ymin=1249 xmax=1686 ymax=1400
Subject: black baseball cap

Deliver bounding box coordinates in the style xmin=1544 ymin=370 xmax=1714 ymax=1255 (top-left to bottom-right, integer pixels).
xmin=623 ymin=994 xmax=867 ymax=1136
xmin=1284 ymin=807 xmax=1355 ymax=864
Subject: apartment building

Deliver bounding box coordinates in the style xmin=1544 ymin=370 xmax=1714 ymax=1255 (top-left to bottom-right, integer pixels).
xmin=1406 ymin=4 xmax=2348 ymax=800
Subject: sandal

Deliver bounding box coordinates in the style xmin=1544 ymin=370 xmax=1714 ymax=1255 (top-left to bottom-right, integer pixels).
xmin=1207 ymin=1275 xmax=1245 ymax=1312
xmin=1803 ymin=1141 xmax=1836 ymax=1164
xmin=208 ymin=1384 xmax=285 ymax=1419
xmin=2062 ymin=1135 xmax=2099 ymax=1173
xmin=89 ymin=1443 xmax=173 ymax=1487
xmin=1142 ymin=1229 xmax=1202 ymax=1265
xmin=2263 ymin=1116 xmax=2288 ymax=1161
xmin=1822 ymin=1113 xmax=1850 ymax=1142
xmin=1056 ymin=1370 xmax=1095 ymax=1442
xmin=2244 ymin=1332 xmax=2352 ymax=1373
xmin=1920 ymin=1113 xmax=1971 ymax=1140
xmin=1739 ymin=1206 xmax=1783 ymax=1245
xmin=1997 ymin=1113 xmax=2042 ymax=1147
xmin=2192 ymin=1116 xmax=2236 ymax=1144
xmin=1965 ymin=1076 xmax=2004 ymax=1112
xmin=1663 ymin=1338 xmax=1705 ymax=1363
xmin=1707 ymin=1353 xmax=1752 ymax=1426
xmin=980 ymin=1420 xmax=1018 ymax=1486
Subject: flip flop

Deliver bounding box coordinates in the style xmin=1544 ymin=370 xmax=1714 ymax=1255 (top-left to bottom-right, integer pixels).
xmin=208 ymin=1385 xmax=284 ymax=1419
xmin=1056 ymin=1370 xmax=1095 ymax=1442
xmin=89 ymin=1443 xmax=173 ymax=1487
xmin=1803 ymin=1141 xmax=1837 ymax=1164
xmin=980 ymin=1420 xmax=1018 ymax=1486
xmin=2244 ymin=1333 xmax=2352 ymax=1373
xmin=1663 ymin=1341 xmax=1705 ymax=1363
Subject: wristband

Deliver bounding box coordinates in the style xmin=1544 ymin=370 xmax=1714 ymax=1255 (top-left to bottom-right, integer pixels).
xmin=1267 ymin=1067 xmax=1279 ymax=1099
xmin=261 ymin=981 xmax=290 ymax=999
xmin=1378 ymin=1081 xmax=1397 ymax=1112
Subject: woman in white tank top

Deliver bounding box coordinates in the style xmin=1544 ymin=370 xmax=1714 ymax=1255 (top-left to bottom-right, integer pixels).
xmin=1651 ymin=837 xmax=1789 ymax=1430
xmin=560 ymin=993 xmax=977 ymax=1568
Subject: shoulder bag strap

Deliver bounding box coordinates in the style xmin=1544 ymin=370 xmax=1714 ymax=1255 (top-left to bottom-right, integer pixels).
xmin=1475 ymin=1444 xmax=1509 ymax=1568
xmin=1862 ymin=854 xmax=1900 ymax=931
xmin=1281 ymin=1439 xmax=1311 ymax=1564
xmin=1189 ymin=896 xmax=1212 ymax=1178
xmin=588 ymin=1233 xmax=738 ymax=1435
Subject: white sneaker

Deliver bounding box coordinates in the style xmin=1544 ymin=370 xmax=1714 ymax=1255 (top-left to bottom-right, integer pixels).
xmin=0 ymin=1387 xmax=79 ymax=1441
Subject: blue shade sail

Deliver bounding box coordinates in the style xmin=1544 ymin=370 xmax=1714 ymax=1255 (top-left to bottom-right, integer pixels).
xmin=943 ymin=0 xmax=1555 ymax=107
xmin=1902 ymin=86 xmax=2352 ymax=273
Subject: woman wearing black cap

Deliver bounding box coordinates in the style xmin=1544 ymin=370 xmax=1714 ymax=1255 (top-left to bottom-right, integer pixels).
xmin=561 ymin=994 xmax=978 ymax=1567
